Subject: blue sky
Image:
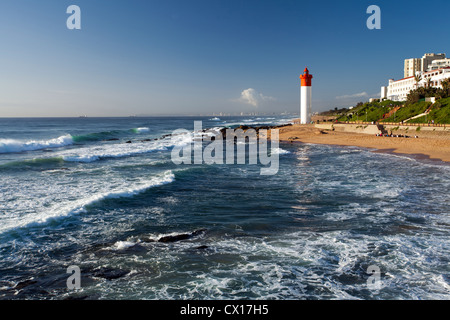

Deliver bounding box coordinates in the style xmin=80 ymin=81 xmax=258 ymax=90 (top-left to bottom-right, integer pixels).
xmin=0 ymin=0 xmax=449 ymax=117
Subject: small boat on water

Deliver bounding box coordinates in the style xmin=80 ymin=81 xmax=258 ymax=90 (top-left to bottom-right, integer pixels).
xmin=210 ymin=117 xmax=221 ymax=121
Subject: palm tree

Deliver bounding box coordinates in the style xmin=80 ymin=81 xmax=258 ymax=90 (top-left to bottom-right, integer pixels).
xmin=441 ymin=77 xmax=450 ymax=94
xmin=414 ymin=74 xmax=422 ymax=88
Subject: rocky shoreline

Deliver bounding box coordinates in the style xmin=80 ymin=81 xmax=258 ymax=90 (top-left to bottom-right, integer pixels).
xmin=1 ymin=228 xmax=211 ymax=300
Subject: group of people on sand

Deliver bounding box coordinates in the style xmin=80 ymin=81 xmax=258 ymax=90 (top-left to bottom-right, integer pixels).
xmin=375 ymin=133 xmax=419 ymax=138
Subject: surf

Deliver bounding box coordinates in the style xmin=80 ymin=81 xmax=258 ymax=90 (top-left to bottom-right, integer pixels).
xmin=0 ymin=135 xmax=74 ymax=154
xmin=0 ymin=170 xmax=176 ymax=234
xmin=0 ymin=127 xmax=155 ymax=154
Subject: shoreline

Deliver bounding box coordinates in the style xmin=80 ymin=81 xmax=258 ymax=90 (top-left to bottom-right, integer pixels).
xmin=284 ymin=141 xmax=450 ymax=166
xmin=275 ymin=124 xmax=450 ymax=163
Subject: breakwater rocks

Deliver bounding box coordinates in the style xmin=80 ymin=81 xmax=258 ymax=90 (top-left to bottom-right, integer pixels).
xmin=215 ymin=124 xmax=291 ymax=139
xmin=127 ymin=124 xmax=292 ymax=144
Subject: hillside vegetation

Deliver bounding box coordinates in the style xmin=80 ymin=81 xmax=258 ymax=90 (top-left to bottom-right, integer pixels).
xmin=336 ymin=100 xmax=403 ymax=123
xmin=333 ymin=98 xmax=450 ymax=124
xmin=407 ymin=97 xmax=450 ymax=124
xmin=330 ymin=78 xmax=450 ymax=124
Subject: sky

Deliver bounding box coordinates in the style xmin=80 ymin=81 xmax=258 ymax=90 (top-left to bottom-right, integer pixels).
xmin=0 ymin=0 xmax=449 ymax=117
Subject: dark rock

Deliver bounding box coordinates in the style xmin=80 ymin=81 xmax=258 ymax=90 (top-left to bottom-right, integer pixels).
xmin=125 ymin=141 xmax=132 ymax=144
xmin=92 ymin=268 xmax=129 ymax=280
xmin=191 ymin=228 xmax=207 ymax=237
xmin=158 ymin=233 xmax=191 ymax=243
xmin=14 ymin=279 xmax=37 ymax=290
xmin=158 ymin=229 xmax=207 ymax=243
xmin=238 ymin=125 xmax=250 ymax=131
xmin=64 ymin=295 xmax=89 ymax=300
xmin=195 ymin=245 xmax=209 ymax=250
xmin=217 ymin=124 xmax=291 ymax=140
xmin=141 ymin=238 xmax=156 ymax=243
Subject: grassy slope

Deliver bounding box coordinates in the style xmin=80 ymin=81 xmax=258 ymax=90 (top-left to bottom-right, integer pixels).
xmin=336 ymin=99 xmax=450 ymax=124
xmin=407 ymin=97 xmax=450 ymax=124
xmin=382 ymin=101 xmax=431 ymax=123
xmin=337 ymin=100 xmax=403 ymax=122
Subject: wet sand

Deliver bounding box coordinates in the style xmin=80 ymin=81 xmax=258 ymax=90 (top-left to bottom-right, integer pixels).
xmin=277 ymin=124 xmax=450 ymax=163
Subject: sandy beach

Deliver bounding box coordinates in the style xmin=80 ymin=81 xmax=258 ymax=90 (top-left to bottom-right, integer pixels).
xmin=277 ymin=124 xmax=450 ymax=163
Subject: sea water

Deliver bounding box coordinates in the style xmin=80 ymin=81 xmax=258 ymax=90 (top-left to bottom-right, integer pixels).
xmin=0 ymin=116 xmax=449 ymax=300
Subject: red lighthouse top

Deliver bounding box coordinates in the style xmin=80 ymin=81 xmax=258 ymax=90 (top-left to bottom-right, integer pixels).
xmin=300 ymin=68 xmax=313 ymax=87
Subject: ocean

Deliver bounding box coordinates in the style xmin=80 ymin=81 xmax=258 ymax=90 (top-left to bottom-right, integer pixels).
xmin=0 ymin=116 xmax=449 ymax=300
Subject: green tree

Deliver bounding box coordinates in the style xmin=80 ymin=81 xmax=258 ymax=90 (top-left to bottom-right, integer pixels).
xmin=441 ymin=78 xmax=450 ymax=98
xmin=414 ymin=74 xmax=422 ymax=88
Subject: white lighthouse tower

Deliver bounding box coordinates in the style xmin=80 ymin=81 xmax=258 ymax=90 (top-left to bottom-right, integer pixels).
xmin=300 ymin=68 xmax=313 ymax=124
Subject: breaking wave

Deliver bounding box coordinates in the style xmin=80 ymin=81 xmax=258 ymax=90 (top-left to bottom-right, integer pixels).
xmin=0 ymin=127 xmax=156 ymax=154
xmin=132 ymin=127 xmax=150 ymax=133
xmin=0 ymin=135 xmax=74 ymax=154
xmin=0 ymin=170 xmax=176 ymax=234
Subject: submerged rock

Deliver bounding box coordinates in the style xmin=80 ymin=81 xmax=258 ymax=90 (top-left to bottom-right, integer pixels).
xmin=63 ymin=295 xmax=89 ymax=300
xmin=191 ymin=229 xmax=207 ymax=237
xmin=158 ymin=233 xmax=191 ymax=243
xmin=14 ymin=279 xmax=37 ymax=290
xmin=141 ymin=238 xmax=156 ymax=243
xmin=92 ymin=267 xmax=130 ymax=280
xmin=157 ymin=229 xmax=207 ymax=243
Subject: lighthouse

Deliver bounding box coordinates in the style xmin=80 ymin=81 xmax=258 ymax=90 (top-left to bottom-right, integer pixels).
xmin=300 ymin=68 xmax=313 ymax=124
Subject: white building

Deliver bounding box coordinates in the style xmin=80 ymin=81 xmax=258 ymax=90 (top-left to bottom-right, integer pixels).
xmin=427 ymin=58 xmax=450 ymax=71
xmin=381 ymin=67 xmax=450 ymax=101
xmin=404 ymin=58 xmax=422 ymax=78
xmin=404 ymin=53 xmax=446 ymax=78
xmin=421 ymin=53 xmax=446 ymax=72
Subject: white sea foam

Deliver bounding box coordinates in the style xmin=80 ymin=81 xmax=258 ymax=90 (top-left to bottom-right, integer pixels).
xmin=134 ymin=127 xmax=150 ymax=133
xmin=57 ymin=225 xmax=450 ymax=300
xmin=52 ymin=122 xmax=292 ymax=164
xmin=58 ymin=129 xmax=198 ymax=163
xmin=60 ymin=141 xmax=169 ymax=163
xmin=113 ymin=241 xmax=138 ymax=250
xmin=0 ymin=170 xmax=176 ymax=234
xmin=197 ymin=231 xmax=449 ymax=300
xmin=271 ymin=147 xmax=290 ymax=155
xmin=0 ymin=135 xmax=73 ymax=153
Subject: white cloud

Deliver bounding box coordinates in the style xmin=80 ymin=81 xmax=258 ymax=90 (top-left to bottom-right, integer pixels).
xmin=336 ymin=92 xmax=368 ymax=100
xmin=237 ymin=88 xmax=275 ymax=107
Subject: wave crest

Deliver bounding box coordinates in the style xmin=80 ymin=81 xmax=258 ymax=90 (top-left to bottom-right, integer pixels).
xmin=0 ymin=135 xmax=74 ymax=154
